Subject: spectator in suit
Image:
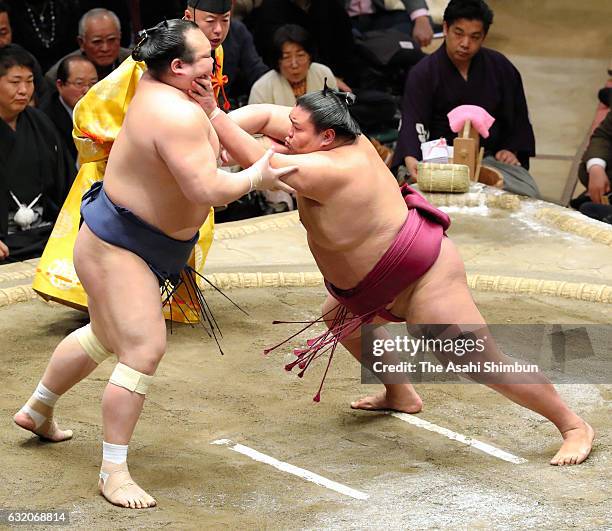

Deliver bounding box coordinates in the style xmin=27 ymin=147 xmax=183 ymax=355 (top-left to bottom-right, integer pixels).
xmin=45 ymin=8 xmax=131 ymax=83
xmin=579 ymin=110 xmax=612 ymax=205
xmin=345 ymin=0 xmax=434 ymax=47
xmin=40 ymin=55 xmax=97 ymax=162
xmin=574 ymin=110 xmax=612 ymax=224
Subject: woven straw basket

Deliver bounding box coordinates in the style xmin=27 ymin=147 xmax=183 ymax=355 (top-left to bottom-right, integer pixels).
xmin=417 ymin=162 xmax=470 ymax=193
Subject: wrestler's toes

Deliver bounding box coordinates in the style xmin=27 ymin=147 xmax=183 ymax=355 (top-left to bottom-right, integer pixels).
xmin=41 ymin=426 xmax=73 ymax=442
xmin=350 ymin=398 xmax=372 ymax=409
xmin=143 ymin=495 xmax=156 ymax=508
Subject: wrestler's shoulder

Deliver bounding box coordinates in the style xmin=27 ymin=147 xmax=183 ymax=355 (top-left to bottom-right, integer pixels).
xmin=145 ymin=93 xmax=207 ymax=125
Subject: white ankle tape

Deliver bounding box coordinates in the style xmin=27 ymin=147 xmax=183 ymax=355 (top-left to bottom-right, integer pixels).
xmin=21 ymin=404 xmax=46 ymax=429
xmin=74 ymin=324 xmax=113 ymax=364
xmin=109 ymin=363 xmax=153 ymax=395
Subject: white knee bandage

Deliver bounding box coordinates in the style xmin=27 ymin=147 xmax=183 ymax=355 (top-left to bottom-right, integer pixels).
xmin=74 ymin=324 xmax=113 ymax=364
xmin=109 ymin=363 xmax=154 ymax=395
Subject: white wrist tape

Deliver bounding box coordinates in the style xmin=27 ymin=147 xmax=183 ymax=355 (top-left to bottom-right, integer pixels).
xmin=244 ymin=166 xmax=263 ymax=192
xmin=209 ymin=107 xmax=222 ymax=121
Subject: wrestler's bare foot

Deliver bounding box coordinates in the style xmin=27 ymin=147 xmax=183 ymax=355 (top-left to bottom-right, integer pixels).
xmin=550 ymin=421 xmax=594 ymax=466
xmin=99 ymin=460 xmax=156 ymax=509
xmin=13 ymin=410 xmax=73 ymax=442
xmin=351 ymin=386 xmax=423 ymax=414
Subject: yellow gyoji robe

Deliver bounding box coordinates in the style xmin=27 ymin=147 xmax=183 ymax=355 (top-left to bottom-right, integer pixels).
xmin=31 ymin=49 xmax=228 ymax=322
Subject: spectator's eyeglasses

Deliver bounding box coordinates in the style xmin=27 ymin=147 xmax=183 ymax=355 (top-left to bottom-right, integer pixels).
xmin=280 ymin=52 xmax=310 ymax=65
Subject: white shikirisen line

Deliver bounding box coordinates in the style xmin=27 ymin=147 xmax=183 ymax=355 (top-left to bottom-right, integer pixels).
xmin=388 ymin=412 xmax=528 ymax=464
xmin=211 ymin=439 xmax=369 ymax=500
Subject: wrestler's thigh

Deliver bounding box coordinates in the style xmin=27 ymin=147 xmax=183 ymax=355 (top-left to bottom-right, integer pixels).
xmin=400 ymin=238 xmax=486 ymax=326
xmin=74 ymin=225 xmax=166 ymax=361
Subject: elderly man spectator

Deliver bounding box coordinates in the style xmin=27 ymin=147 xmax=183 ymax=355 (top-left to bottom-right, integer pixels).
xmin=45 ymin=8 xmax=130 ymax=83
xmin=40 ymin=55 xmax=97 ymax=161
xmin=78 ymin=0 xmax=133 ymax=47
xmin=392 ymin=0 xmax=540 ymax=198
xmin=0 ymin=45 xmax=75 ymax=261
xmin=0 ymin=1 xmax=52 ymax=107
xmin=346 ymin=0 xmax=434 ymax=48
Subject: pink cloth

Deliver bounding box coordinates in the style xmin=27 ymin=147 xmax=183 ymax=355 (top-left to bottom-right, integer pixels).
xmin=326 ymin=185 xmax=450 ymax=318
xmin=447 ymin=105 xmax=495 ymax=139
xmin=264 ymin=185 xmax=451 ymax=401
xmin=347 ymin=0 xmax=374 ymax=17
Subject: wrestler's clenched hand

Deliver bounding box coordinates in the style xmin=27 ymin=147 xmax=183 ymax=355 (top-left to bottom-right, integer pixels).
xmin=250 ymin=149 xmax=297 ymax=194
xmin=189 ymin=77 xmax=217 ymax=115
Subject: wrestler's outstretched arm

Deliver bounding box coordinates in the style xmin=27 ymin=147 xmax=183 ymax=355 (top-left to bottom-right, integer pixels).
xmin=225 ymin=103 xmax=294 ymax=141
xmin=156 ymin=101 xmax=295 ymax=206
xmin=190 ymin=85 xmax=348 ymax=203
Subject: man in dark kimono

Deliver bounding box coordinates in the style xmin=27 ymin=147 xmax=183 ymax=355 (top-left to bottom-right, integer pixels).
xmin=392 ymin=0 xmax=540 ymax=198
xmin=0 ymin=45 xmax=75 ymax=261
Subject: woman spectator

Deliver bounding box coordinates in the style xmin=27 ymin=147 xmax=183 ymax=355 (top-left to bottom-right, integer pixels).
xmin=248 ymin=24 xmax=336 ymax=106
xmin=247 ymin=24 xmax=336 ymax=212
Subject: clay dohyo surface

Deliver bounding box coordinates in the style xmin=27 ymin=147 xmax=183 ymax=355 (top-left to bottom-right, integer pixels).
xmin=1 ymin=285 xmax=610 ymax=529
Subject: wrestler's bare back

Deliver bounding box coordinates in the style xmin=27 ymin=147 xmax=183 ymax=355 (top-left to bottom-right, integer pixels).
xmin=104 ymin=74 xmax=220 ymax=241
